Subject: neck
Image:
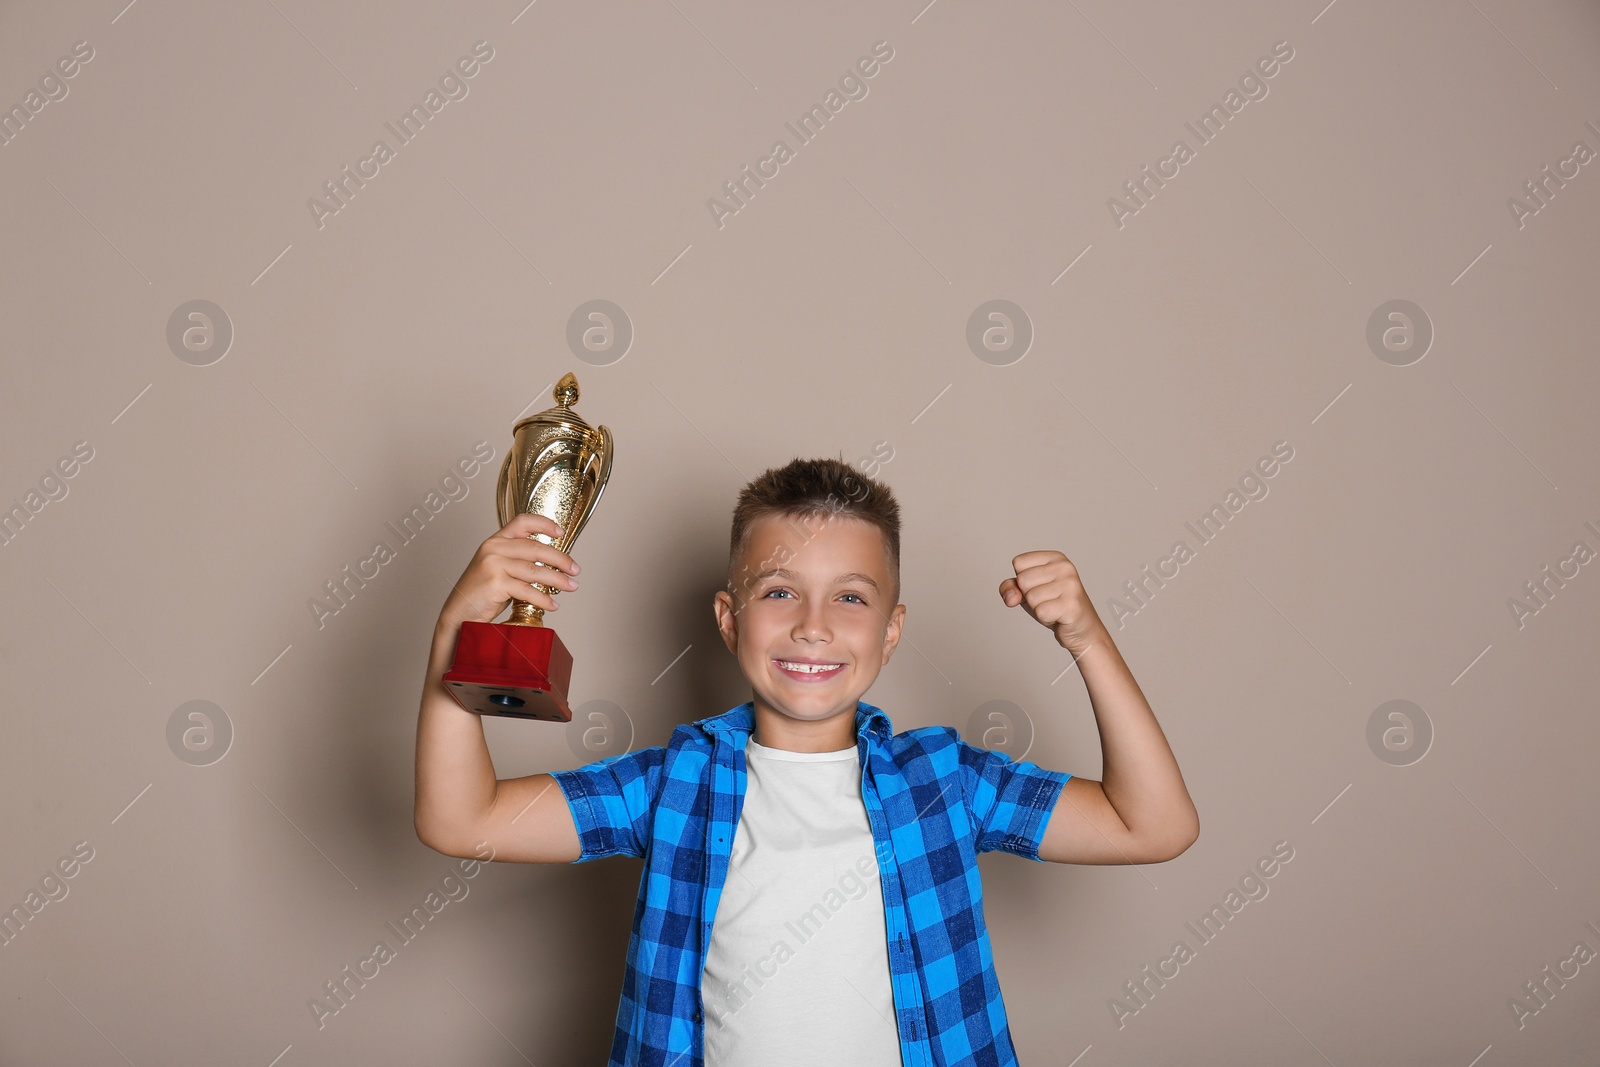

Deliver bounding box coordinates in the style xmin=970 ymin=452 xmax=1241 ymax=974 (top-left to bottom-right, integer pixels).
xmin=750 ymin=698 xmax=858 ymax=752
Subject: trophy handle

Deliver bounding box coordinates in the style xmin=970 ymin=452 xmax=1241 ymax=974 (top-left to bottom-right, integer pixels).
xmin=496 ymin=443 xmax=549 ymax=627
xmin=559 ymin=424 xmax=614 ymax=552
xmin=495 ymin=445 xmax=516 ymax=529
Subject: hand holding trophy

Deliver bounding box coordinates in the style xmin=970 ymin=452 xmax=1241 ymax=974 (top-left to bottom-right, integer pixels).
xmin=442 ymin=371 xmax=614 ymax=722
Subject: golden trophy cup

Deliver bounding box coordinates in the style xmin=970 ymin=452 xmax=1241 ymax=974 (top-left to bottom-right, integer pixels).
xmin=442 ymin=371 xmax=614 ymax=721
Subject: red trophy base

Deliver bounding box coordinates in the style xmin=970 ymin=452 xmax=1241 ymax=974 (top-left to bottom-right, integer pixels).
xmin=442 ymin=621 xmax=574 ymax=722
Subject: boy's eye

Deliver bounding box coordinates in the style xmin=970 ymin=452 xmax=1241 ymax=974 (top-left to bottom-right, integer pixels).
xmin=762 ymin=589 xmax=866 ymax=604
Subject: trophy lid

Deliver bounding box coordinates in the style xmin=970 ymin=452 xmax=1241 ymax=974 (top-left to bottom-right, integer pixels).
xmin=514 ymin=371 xmax=594 ymax=434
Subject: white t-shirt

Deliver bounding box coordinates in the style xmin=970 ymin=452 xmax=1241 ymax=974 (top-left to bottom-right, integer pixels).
xmin=701 ymin=736 xmax=903 ymax=1066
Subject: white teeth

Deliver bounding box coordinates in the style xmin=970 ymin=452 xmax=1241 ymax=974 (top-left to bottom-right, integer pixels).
xmin=777 ymin=660 xmax=842 ymax=674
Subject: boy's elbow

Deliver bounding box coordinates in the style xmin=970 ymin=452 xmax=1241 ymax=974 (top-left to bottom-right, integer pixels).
xmin=414 ymin=822 xmax=449 ymax=855
xmin=1160 ymin=832 xmax=1198 ymax=862
xmin=1129 ymin=816 xmax=1199 ymax=864
xmin=1151 ymin=817 xmax=1200 ymax=862
xmin=414 ymin=818 xmax=472 ymax=859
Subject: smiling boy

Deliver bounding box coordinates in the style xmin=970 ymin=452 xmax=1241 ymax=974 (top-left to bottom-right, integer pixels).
xmin=415 ymin=457 xmax=1199 ymax=1066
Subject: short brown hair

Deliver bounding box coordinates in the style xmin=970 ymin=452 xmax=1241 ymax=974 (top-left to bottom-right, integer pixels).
xmin=726 ymin=456 xmax=901 ymax=606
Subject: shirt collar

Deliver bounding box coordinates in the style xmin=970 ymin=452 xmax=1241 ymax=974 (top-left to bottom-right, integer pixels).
xmin=693 ymin=699 xmax=893 ymax=745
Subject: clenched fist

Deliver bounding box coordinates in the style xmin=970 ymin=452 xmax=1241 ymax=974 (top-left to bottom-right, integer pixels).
xmin=436 ymin=512 xmax=581 ymax=634
xmin=998 ymin=550 xmax=1104 ymax=655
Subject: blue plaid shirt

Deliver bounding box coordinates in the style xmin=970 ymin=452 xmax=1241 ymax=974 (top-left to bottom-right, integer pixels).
xmin=549 ymin=698 xmax=1071 ymax=1067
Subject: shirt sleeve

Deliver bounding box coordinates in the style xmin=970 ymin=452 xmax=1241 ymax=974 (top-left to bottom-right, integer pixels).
xmin=548 ymin=746 xmax=666 ymax=862
xmin=953 ymin=734 xmax=1072 ymax=862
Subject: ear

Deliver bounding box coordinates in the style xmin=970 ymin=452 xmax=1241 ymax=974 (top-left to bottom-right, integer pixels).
xmin=880 ymin=602 xmax=906 ymax=665
xmin=713 ymin=589 xmax=740 ymax=655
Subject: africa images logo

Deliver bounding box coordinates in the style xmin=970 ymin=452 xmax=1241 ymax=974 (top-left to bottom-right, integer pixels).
xmin=706 ymin=40 xmax=895 ymax=230
xmin=306 ymin=42 xmax=496 ymax=230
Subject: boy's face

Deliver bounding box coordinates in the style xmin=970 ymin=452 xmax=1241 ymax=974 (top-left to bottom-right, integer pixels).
xmin=713 ymin=513 xmax=905 ymax=745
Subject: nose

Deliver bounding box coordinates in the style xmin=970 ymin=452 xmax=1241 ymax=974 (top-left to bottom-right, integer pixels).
xmin=792 ymin=596 xmax=832 ymax=643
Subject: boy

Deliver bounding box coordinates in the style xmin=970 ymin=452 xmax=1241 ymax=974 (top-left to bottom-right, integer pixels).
xmin=415 ymin=457 xmax=1199 ymax=1066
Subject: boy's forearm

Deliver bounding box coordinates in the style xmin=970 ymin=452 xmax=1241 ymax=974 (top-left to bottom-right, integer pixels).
xmin=413 ymin=620 xmax=499 ymax=850
xmin=1071 ymin=622 xmax=1199 ymax=850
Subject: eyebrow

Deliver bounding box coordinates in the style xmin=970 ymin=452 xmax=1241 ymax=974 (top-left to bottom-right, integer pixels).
xmin=751 ymin=567 xmax=880 ymax=591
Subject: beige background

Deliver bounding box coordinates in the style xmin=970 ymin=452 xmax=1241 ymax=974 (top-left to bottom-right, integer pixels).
xmin=4 ymin=0 xmax=1599 ymax=1064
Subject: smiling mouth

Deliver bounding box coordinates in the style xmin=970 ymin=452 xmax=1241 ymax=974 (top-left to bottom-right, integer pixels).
xmin=773 ymin=659 xmax=845 ymax=679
